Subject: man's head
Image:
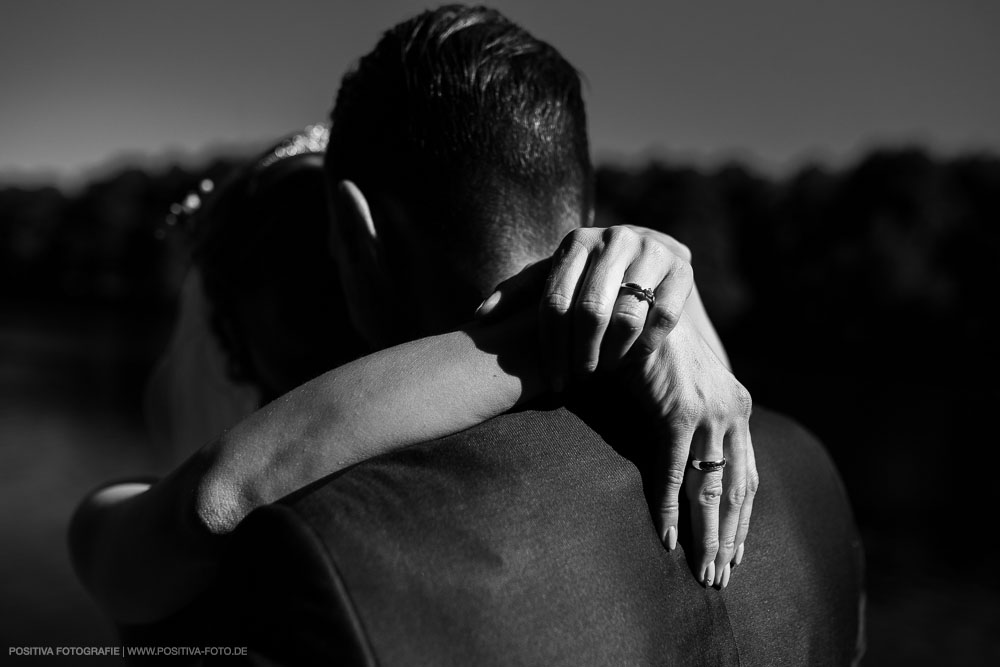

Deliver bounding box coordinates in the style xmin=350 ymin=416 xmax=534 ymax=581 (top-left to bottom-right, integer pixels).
xmin=325 ymin=5 xmax=592 ymax=347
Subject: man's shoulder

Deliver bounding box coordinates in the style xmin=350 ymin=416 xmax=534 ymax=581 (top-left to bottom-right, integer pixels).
xmin=748 ymin=405 xmax=849 ymax=504
xmin=442 ymin=404 xmax=604 ymax=448
xmin=280 ymin=405 xmax=614 ymax=510
xmin=750 ymin=405 xmax=822 ymax=447
xmin=727 ymin=406 xmax=866 ymax=666
xmin=236 ymin=404 xmax=739 ymax=666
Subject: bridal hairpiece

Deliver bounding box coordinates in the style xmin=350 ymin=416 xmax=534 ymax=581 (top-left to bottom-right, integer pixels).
xmin=259 ymin=123 xmax=329 ymax=168
xmin=160 ymin=123 xmax=330 ymax=240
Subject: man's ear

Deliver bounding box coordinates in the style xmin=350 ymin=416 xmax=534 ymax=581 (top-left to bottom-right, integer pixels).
xmin=328 ymin=180 xmax=393 ymax=349
xmin=332 ymin=180 xmax=379 ymax=251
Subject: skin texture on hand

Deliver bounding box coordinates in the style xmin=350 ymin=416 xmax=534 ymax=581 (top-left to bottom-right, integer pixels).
xmin=623 ymin=313 xmax=757 ymax=588
xmin=477 ymin=225 xmax=755 ymax=588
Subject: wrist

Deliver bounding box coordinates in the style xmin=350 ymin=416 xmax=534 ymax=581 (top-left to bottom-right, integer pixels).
xmin=464 ymin=311 xmax=545 ymax=406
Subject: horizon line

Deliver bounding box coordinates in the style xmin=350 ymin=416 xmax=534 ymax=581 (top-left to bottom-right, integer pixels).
xmin=2 ymin=139 xmax=996 ymax=193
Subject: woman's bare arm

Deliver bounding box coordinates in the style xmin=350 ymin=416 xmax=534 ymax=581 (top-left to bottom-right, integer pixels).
xmin=69 ymin=315 xmax=539 ymax=625
xmin=69 ymin=225 xmax=743 ymax=624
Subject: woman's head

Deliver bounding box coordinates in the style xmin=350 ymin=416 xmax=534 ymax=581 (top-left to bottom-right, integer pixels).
xmin=191 ymin=127 xmax=365 ymax=401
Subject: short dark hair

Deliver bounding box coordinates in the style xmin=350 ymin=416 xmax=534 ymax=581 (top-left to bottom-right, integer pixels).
xmin=325 ymin=5 xmax=592 ymax=287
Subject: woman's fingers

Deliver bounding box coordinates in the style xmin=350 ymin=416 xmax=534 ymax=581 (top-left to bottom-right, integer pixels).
xmin=631 ymin=257 xmax=693 ymax=359
xmin=732 ymin=429 xmax=758 ymax=568
xmin=474 ymin=258 xmax=552 ymax=321
xmin=713 ymin=426 xmax=748 ymax=586
xmin=653 ymin=422 xmax=695 ymax=552
xmin=686 ymin=426 xmax=725 ymax=587
xmin=539 ymin=233 xmax=593 ymax=391
xmin=572 ymin=228 xmax=637 ymax=375
xmin=600 ymin=246 xmax=669 ymax=369
xmin=534 ymin=226 xmax=697 ymax=387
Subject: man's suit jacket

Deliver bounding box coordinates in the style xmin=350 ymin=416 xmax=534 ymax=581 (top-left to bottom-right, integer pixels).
xmin=215 ymin=405 xmax=865 ymax=666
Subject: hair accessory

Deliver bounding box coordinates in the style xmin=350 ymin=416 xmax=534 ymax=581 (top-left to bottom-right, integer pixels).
xmin=158 ymin=123 xmax=330 ymax=241
xmin=259 ymin=124 xmax=330 ymax=169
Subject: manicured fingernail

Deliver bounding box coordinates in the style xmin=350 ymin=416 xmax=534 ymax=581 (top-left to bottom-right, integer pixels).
xmin=666 ymin=526 xmax=677 ymax=551
xmin=721 ymin=563 xmax=731 ymax=589
xmin=475 ymin=291 xmax=500 ymax=317
xmin=734 ymin=543 xmax=744 ymax=566
xmin=703 ymin=562 xmax=715 ymax=588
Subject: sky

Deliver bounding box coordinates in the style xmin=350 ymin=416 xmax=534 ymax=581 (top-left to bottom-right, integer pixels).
xmin=1 ymin=0 xmax=998 ymax=187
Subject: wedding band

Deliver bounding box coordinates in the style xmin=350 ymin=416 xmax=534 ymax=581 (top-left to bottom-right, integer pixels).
xmin=690 ymin=458 xmax=727 ymax=472
xmin=620 ymin=282 xmax=656 ymax=306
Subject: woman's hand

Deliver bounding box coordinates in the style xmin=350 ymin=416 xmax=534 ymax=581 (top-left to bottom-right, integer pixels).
xmin=479 ymin=226 xmax=695 ymax=388
xmin=623 ymin=314 xmax=757 ymax=589
xmin=477 ymin=225 xmax=757 ymax=588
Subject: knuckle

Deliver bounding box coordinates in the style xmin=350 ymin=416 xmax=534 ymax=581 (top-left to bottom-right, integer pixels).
xmin=673 ymin=386 xmax=702 ymax=411
xmin=559 ymin=230 xmax=591 ymax=256
xmin=673 ymin=402 xmax=702 ymax=431
xmin=674 ymin=257 xmax=694 ymax=282
xmin=726 ymin=482 xmax=748 ymax=508
xmin=651 ymin=304 xmax=681 ymax=333
xmin=702 ymin=536 xmax=720 ymax=557
xmin=609 ymin=306 xmax=645 ymax=333
xmin=698 ymin=480 xmax=723 ymax=506
xmin=639 ymin=237 xmax=668 ymax=261
xmin=721 ymin=535 xmax=737 ymax=553
xmin=747 ymin=469 xmax=760 ymax=495
xmin=663 ymin=466 xmax=686 ymax=490
xmin=708 ymin=401 xmax=729 ymax=423
xmin=735 ymin=384 xmax=753 ymax=417
xmin=602 ymin=225 xmax=633 ymax=246
xmin=541 ymin=291 xmax=573 ymax=315
xmin=576 ymin=296 xmax=611 ymax=324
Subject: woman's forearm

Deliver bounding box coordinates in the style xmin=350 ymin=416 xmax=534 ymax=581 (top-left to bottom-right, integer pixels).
xmin=196 ymin=313 xmax=541 ymax=533
xmin=70 ymin=315 xmax=540 ymax=624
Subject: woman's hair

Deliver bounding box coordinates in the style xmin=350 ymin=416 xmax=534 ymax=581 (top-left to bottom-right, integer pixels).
xmin=187 ymin=126 xmax=364 ymax=400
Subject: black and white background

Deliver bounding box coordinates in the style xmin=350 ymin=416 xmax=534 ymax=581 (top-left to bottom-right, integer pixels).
xmin=1 ymin=1 xmax=997 ymax=664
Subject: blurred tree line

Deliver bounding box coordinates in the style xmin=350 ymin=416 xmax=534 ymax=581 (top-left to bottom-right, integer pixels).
xmin=6 ymin=148 xmax=995 ymax=334
xmin=1 ymin=148 xmax=997 ymax=577
xmin=0 ymin=160 xmax=241 ymax=311
xmin=595 ymin=149 xmax=998 ymax=376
